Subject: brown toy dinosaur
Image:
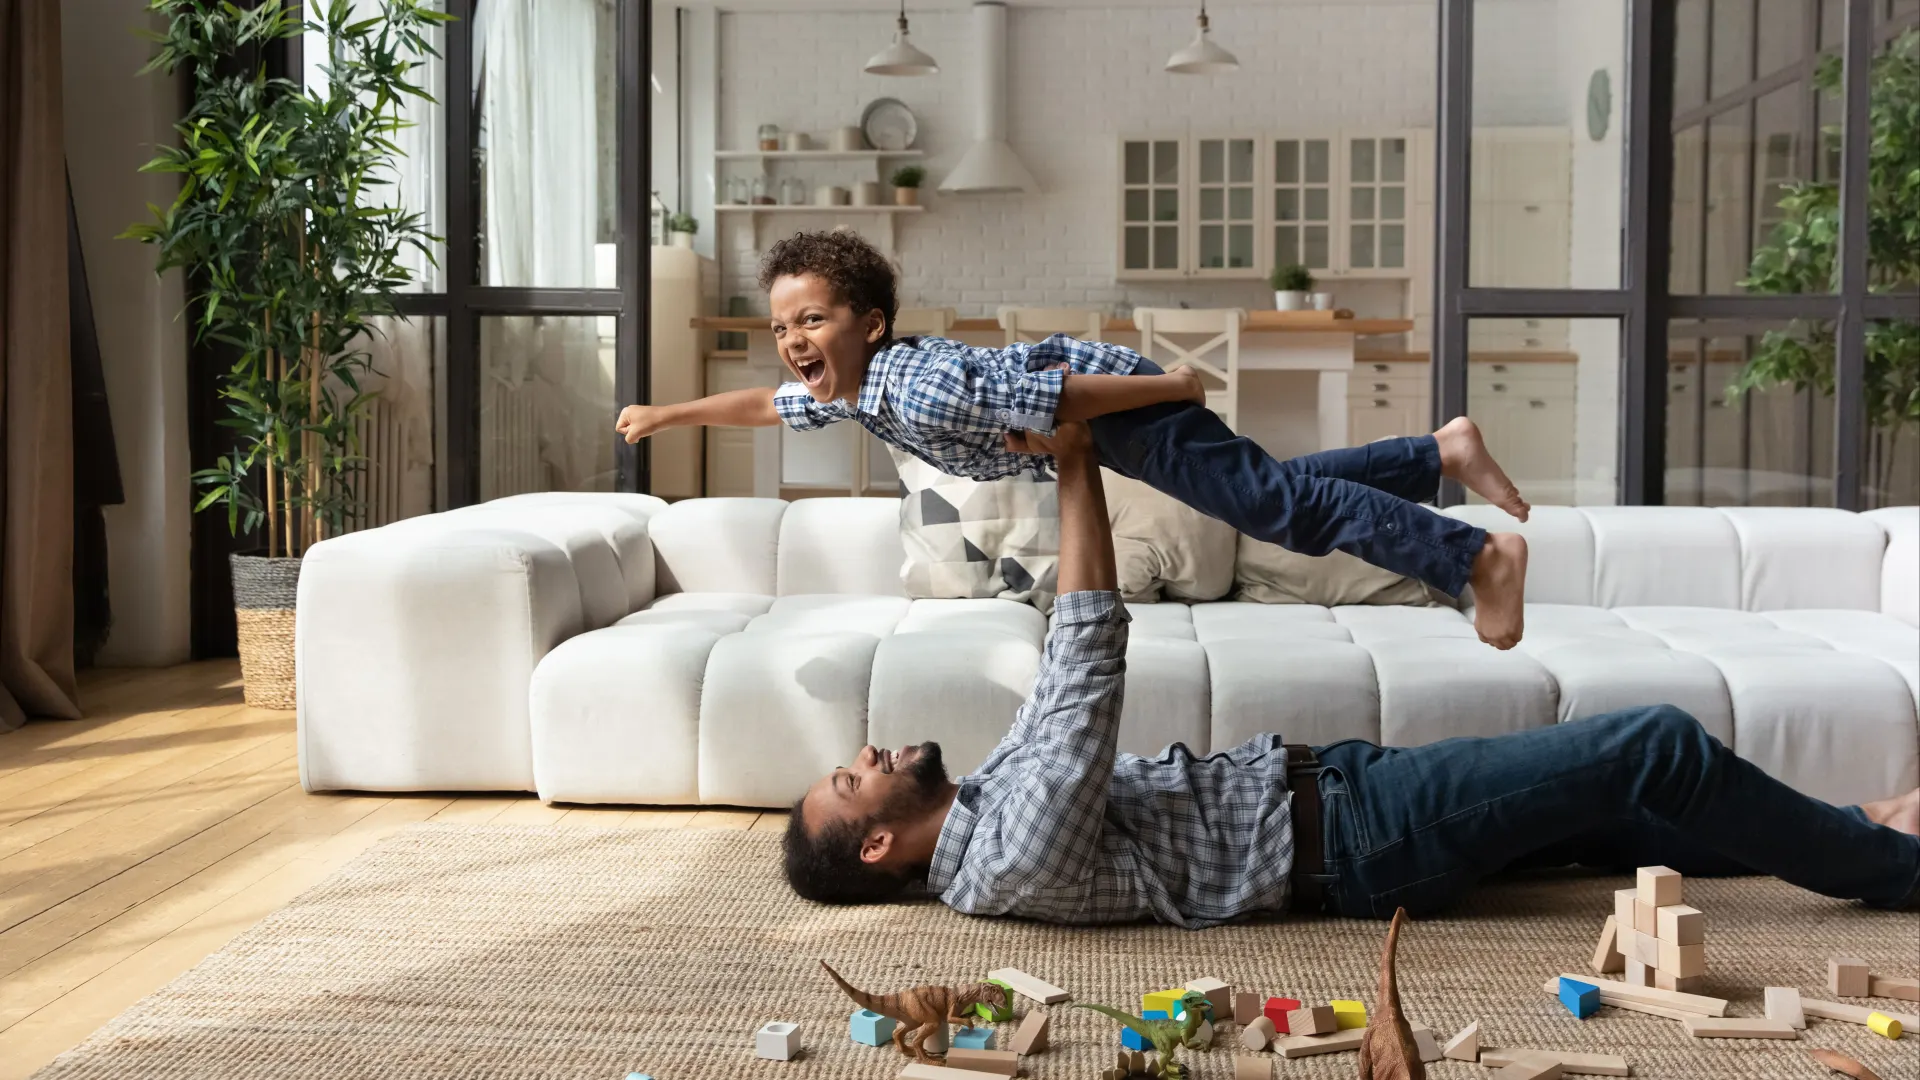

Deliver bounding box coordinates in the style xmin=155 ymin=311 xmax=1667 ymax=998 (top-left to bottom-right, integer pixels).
xmin=820 ymin=960 xmax=1010 ymax=1064
xmin=1356 ymin=906 xmax=1426 ymax=1080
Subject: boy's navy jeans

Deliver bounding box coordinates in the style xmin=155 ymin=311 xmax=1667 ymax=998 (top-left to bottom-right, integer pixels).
xmin=1087 ymin=359 xmax=1486 ymax=596
xmin=1312 ymin=705 xmax=1920 ymax=917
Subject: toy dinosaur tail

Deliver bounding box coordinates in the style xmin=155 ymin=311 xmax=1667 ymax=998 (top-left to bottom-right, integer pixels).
xmin=1378 ymin=906 xmax=1407 ymax=1012
xmin=821 ymin=960 xmax=888 ymax=1016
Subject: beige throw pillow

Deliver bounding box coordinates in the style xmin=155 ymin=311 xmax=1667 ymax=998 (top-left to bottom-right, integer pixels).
xmin=1101 ymin=469 xmax=1237 ymax=603
xmin=1234 ymin=532 xmax=1451 ymax=608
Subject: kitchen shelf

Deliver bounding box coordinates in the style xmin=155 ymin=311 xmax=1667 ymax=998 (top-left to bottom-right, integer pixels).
xmin=715 ymin=205 xmax=924 ymax=214
xmin=716 ymin=149 xmax=925 ymax=161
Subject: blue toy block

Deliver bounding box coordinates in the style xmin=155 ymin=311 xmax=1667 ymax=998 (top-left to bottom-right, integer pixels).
xmin=1121 ymin=1010 xmax=1169 ymax=1051
xmin=1558 ymin=977 xmax=1601 ymax=1019
xmin=624 ymin=1074 xmax=654 ymax=1080
xmin=849 ymin=1008 xmax=898 ymax=1046
xmin=951 ymin=1025 xmax=995 ymax=1050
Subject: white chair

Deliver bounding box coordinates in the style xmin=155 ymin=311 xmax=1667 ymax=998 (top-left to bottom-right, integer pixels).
xmin=1134 ymin=307 xmax=1246 ymax=431
xmin=997 ymin=306 xmax=1106 ymax=346
xmin=893 ymin=307 xmax=957 ymax=336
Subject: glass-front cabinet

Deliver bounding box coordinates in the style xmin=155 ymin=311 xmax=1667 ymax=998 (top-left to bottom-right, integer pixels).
xmin=1119 ymin=131 xmax=1417 ymax=281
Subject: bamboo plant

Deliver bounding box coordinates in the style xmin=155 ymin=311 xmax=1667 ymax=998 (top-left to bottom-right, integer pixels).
xmin=1736 ymin=30 xmax=1919 ymax=501
xmin=124 ymin=0 xmax=447 ymax=557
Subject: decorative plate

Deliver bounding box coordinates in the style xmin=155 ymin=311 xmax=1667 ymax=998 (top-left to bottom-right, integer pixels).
xmin=860 ymin=98 xmax=918 ymax=152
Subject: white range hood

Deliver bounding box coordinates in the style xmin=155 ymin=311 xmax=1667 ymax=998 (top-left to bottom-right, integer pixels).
xmin=939 ymin=2 xmax=1038 ymax=195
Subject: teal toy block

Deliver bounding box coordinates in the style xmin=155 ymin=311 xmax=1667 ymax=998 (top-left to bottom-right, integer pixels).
xmin=973 ymin=977 xmax=1015 ymax=1021
xmin=1121 ymin=1010 xmax=1169 ymax=1051
xmin=849 ymin=1008 xmax=898 ymax=1046
xmin=951 ymin=1025 xmax=995 ymax=1050
xmin=624 ymin=1074 xmax=654 ymax=1080
xmin=1559 ymin=977 xmax=1600 ymax=1019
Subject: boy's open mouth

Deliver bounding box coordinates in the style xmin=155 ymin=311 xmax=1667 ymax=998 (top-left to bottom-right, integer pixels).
xmin=795 ymin=357 xmax=826 ymax=386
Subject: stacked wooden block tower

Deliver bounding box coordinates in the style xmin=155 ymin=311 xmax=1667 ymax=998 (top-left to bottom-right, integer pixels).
xmin=1606 ymin=865 xmax=1706 ymax=992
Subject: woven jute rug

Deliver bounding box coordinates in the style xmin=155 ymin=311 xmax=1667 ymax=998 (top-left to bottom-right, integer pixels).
xmin=30 ymin=824 xmax=1920 ymax=1080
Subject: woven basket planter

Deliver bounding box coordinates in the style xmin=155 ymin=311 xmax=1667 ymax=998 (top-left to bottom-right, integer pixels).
xmin=231 ymin=554 xmax=301 ymax=709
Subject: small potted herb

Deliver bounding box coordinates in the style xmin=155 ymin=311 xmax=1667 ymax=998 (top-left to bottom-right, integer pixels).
xmin=1270 ymin=264 xmax=1314 ymax=311
xmin=891 ymin=165 xmax=926 ymax=207
xmin=667 ymin=212 xmax=699 ymax=248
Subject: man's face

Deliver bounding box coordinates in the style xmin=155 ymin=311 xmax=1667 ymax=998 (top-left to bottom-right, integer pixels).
xmin=799 ymin=742 xmax=949 ymax=863
xmin=768 ymin=273 xmax=885 ymax=405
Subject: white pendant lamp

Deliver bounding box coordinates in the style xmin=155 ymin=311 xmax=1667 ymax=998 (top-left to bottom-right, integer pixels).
xmin=865 ymin=1 xmax=939 ymax=77
xmin=1165 ymin=3 xmax=1239 ymax=75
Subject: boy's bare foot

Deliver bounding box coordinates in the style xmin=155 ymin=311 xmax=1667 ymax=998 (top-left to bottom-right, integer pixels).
xmin=1435 ymin=416 xmax=1530 ymax=522
xmin=1469 ymin=532 xmax=1528 ymax=649
xmin=1863 ymin=789 xmax=1920 ymax=835
xmin=1171 ymin=364 xmax=1208 ymax=406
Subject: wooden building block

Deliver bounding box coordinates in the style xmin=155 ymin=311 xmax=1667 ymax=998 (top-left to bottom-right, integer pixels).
xmin=1232 ymin=991 xmax=1262 ymax=1025
xmin=1637 ymin=865 xmax=1683 ymax=906
xmin=1480 ymin=1049 xmax=1629 ymax=1076
xmin=901 ymin=1065 xmax=998 ymax=1080
xmin=1287 ymin=1006 xmax=1336 ymax=1036
xmin=1009 ymin=1009 xmax=1048 ymax=1055
xmin=1537 ymin=978 xmax=1711 ymax=1021
xmin=1550 ymin=972 xmax=1728 ymax=1015
xmin=1867 ymin=1012 xmax=1903 ymax=1040
xmin=1632 ymin=900 xmax=1657 ymax=936
xmin=1618 ymin=926 xmax=1659 ymax=967
xmin=1624 ymin=958 xmax=1652 ymax=987
xmin=1412 ymin=1026 xmax=1443 ymax=1063
xmin=1442 ymin=1021 xmax=1480 ymax=1061
xmin=1276 ymin=1027 xmax=1366 ymax=1058
xmin=1591 ymin=915 xmax=1626 ymax=974
xmin=1233 ymin=1057 xmax=1271 ymax=1080
xmin=986 ymin=968 xmax=1070 ymax=1005
xmin=1239 ymin=1015 xmax=1277 ymax=1051
xmin=1803 ymin=998 xmax=1919 ymax=1029
xmin=942 ymin=1048 xmax=1019 ymax=1076
xmin=1870 ymin=976 xmax=1920 ymax=1002
xmin=1330 ymin=999 xmax=1367 ymax=1029
xmin=1682 ymin=1016 xmax=1799 ymax=1039
xmin=1766 ymin=986 xmax=1807 ymax=1029
xmin=1655 ymin=904 xmax=1704 ymax=945
xmin=1831 ymin=957 xmax=1871 ymax=998
xmin=1495 ymin=1050 xmax=1565 ymax=1079
xmin=1186 ymin=976 xmax=1233 ymax=1018
xmin=1613 ymin=889 xmax=1637 ymax=934
xmin=1654 ymin=969 xmax=1705 ymax=994
xmin=1262 ymin=996 xmax=1301 ymax=1032
xmin=1657 ymin=940 xmax=1706 ymax=978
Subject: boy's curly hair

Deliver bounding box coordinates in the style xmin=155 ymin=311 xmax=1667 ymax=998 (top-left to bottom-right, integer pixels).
xmin=757 ymin=229 xmax=899 ymax=341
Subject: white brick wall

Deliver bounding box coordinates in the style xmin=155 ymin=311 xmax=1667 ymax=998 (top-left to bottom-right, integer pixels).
xmin=708 ymin=2 xmax=1566 ymax=319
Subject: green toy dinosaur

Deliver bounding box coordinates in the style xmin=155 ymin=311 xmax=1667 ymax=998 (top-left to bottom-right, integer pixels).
xmin=1077 ymin=990 xmax=1215 ymax=1079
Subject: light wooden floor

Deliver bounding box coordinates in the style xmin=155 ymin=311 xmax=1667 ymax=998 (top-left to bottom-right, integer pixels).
xmin=0 ymin=662 xmax=784 ymax=1080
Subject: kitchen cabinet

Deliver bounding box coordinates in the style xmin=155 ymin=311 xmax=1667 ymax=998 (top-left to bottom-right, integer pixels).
xmin=1118 ymin=131 xmax=1419 ymax=282
xmin=704 ymin=354 xmax=758 ymax=497
xmin=649 ymin=246 xmax=713 ymax=499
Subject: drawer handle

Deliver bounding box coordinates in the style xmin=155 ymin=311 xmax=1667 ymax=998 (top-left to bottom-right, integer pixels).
xmin=1524 ymin=204 xmax=1541 ymax=213
xmin=1524 ymin=319 xmax=1540 ymax=328
xmin=1524 ymin=337 xmax=1542 ymax=346
xmin=1529 ymin=399 xmax=1546 ymax=409
xmin=1371 ymin=364 xmax=1391 ymax=373
xmin=1373 ymin=399 xmax=1390 ymax=408
xmin=1491 ymin=383 xmax=1508 ymax=392
xmin=1491 ymin=364 xmax=1509 ymax=372
xmin=1373 ymin=382 xmax=1390 ymax=391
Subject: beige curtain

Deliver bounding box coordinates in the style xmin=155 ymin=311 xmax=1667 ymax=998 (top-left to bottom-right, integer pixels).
xmin=0 ymin=0 xmax=74 ymax=731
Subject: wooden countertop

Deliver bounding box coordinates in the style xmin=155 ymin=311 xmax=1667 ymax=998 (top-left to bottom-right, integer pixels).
xmin=692 ymin=313 xmax=1415 ymax=336
xmin=1356 ymin=350 xmax=1579 ymax=364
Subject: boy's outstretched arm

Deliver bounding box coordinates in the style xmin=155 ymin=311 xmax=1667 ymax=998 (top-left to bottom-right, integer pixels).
xmin=615 ymin=387 xmax=780 ymax=443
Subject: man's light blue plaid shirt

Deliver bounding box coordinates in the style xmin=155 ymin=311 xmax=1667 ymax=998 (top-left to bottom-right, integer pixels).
xmin=773 ymin=334 xmax=1142 ymax=481
xmin=925 ymin=590 xmax=1299 ymax=928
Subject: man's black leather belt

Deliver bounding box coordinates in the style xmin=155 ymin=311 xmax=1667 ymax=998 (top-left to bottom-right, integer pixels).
xmin=1285 ymin=744 xmax=1333 ymax=914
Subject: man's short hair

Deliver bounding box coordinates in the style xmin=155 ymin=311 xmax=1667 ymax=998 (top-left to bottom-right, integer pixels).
xmin=757 ymin=229 xmax=899 ymax=342
xmin=782 ymin=796 xmax=920 ymax=905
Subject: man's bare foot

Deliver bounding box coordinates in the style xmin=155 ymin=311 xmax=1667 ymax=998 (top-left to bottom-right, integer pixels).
xmin=1863 ymin=789 xmax=1920 ymax=835
xmin=1170 ymin=364 xmax=1208 ymax=406
xmin=1435 ymin=416 xmax=1530 ymax=522
xmin=1469 ymin=532 xmax=1528 ymax=649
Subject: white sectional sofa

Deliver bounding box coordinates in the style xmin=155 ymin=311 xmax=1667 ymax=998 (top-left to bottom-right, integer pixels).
xmin=297 ymin=494 xmax=1920 ymax=809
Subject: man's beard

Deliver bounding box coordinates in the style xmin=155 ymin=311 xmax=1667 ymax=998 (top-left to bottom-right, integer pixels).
xmin=874 ymin=742 xmax=949 ymax=825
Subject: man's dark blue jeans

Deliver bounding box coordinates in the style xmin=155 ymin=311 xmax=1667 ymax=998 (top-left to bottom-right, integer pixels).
xmin=1313 ymin=705 xmax=1920 ymax=916
xmin=1087 ymin=358 xmax=1487 ymax=597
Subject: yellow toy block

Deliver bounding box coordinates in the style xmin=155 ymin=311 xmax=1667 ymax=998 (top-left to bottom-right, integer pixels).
xmin=1142 ymin=988 xmax=1186 ymax=1016
xmin=1331 ymin=1000 xmax=1367 ymax=1029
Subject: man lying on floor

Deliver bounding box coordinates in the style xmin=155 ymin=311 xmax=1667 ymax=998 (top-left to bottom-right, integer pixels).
xmin=783 ymin=421 xmax=1920 ymax=926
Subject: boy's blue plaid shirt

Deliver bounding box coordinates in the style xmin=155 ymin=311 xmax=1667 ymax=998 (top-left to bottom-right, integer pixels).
xmin=772 ymin=334 xmax=1142 ymax=481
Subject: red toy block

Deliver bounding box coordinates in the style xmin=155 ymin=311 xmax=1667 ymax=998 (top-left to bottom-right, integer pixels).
xmin=1263 ymin=997 xmax=1302 ymax=1033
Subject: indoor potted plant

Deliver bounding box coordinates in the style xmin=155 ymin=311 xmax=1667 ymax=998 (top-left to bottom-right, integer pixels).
xmin=1271 ymin=264 xmax=1314 ymax=311
xmin=892 ymin=164 xmax=926 ymax=206
xmin=123 ymin=0 xmax=443 ymax=708
xmin=667 ymin=212 xmax=699 ymax=248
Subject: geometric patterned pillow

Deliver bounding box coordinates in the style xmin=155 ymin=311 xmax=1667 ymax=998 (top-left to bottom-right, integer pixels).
xmin=891 ymin=449 xmax=1059 ymax=614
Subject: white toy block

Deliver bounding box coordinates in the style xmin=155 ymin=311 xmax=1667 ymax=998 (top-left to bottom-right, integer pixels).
xmin=756 ymin=1021 xmax=801 ymax=1060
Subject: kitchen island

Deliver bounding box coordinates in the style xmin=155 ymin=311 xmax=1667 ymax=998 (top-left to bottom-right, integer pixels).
xmin=691 ymin=313 xmax=1413 ymax=497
